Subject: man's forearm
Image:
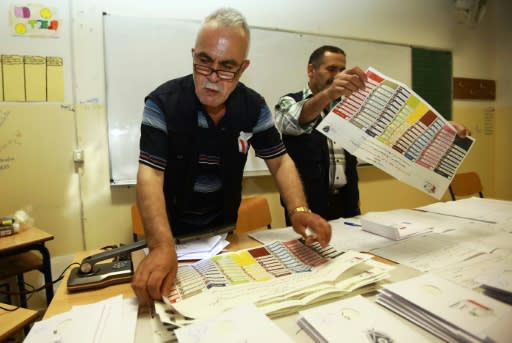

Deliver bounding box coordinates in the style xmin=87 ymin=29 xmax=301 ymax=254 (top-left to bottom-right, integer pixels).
xmin=266 ymin=154 xmax=308 ymax=213
xmin=136 ymin=165 xmax=174 ymax=250
xmin=299 ymin=89 xmax=331 ymax=126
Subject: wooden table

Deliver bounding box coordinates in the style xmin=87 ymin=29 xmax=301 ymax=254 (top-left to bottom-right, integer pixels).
xmin=0 ymin=224 xmax=54 ymax=306
xmin=44 ymin=232 xmax=261 ymax=319
xmin=0 ymin=302 xmax=39 ymax=340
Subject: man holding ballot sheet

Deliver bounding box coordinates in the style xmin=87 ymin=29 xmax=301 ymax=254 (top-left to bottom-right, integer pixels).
xmin=276 ymin=45 xmax=470 ymax=223
xmin=132 ymin=8 xmax=331 ymax=307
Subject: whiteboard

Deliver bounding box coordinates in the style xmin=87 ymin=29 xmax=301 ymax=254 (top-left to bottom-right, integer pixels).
xmin=103 ymin=14 xmax=411 ymax=185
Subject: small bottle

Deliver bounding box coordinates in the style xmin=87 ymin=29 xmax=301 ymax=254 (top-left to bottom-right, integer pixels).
xmin=14 ymin=207 xmax=35 ymax=226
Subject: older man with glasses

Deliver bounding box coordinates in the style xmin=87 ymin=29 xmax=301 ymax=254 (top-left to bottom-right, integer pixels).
xmin=132 ymin=7 xmax=331 ymax=308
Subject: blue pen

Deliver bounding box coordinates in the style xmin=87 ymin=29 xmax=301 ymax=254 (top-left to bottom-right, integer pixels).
xmin=344 ymin=221 xmax=361 ymax=227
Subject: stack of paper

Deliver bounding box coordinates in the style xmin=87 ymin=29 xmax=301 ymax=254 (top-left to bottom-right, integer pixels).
xmin=361 ymin=210 xmax=432 ymax=240
xmin=24 ymin=295 xmax=138 ymax=343
xmin=176 ymin=234 xmax=229 ymax=260
xmin=160 ymin=240 xmax=394 ymax=321
xmin=297 ymin=295 xmax=432 ymax=343
xmin=377 ymin=274 xmax=512 ymax=343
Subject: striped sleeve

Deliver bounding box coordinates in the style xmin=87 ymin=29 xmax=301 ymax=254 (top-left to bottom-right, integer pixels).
xmin=251 ymin=103 xmax=286 ymax=160
xmin=275 ymin=95 xmax=317 ymax=135
xmin=139 ymin=99 xmax=168 ymax=171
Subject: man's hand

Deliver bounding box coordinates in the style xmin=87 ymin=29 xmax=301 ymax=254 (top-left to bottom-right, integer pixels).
xmin=326 ymin=66 xmax=367 ymax=100
xmin=449 ymin=121 xmax=471 ymax=138
xmin=290 ymin=212 xmax=332 ymax=247
xmin=131 ymin=242 xmax=177 ymax=307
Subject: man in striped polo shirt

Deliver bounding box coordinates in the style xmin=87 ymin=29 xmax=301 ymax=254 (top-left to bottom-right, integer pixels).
xmin=131 ymin=8 xmax=331 ymax=308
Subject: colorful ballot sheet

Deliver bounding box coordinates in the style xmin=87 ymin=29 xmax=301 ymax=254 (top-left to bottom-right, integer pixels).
xmin=162 ymin=239 xmax=392 ymax=320
xmin=317 ymin=67 xmax=475 ymax=199
xmin=167 ymin=239 xmax=341 ymax=304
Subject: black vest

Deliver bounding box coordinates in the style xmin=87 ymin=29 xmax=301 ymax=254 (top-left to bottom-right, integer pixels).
xmin=281 ymin=91 xmax=359 ymax=218
xmin=145 ymin=75 xmax=261 ymax=229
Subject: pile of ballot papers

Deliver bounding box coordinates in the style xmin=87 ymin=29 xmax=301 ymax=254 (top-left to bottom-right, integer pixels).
xmin=297 ymin=295 xmax=432 ymax=343
xmin=157 ymin=241 xmax=394 ymax=323
xmin=377 ymin=274 xmax=511 ymax=343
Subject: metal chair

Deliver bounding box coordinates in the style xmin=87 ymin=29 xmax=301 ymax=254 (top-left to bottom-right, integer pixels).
xmin=235 ymin=196 xmax=272 ymax=233
xmin=449 ymin=172 xmax=484 ymax=200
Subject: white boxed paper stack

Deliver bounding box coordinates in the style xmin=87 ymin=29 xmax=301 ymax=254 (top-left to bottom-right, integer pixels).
xmin=360 ymin=210 xmax=432 ymax=240
xmin=377 ymin=274 xmax=512 ymax=343
xmin=297 ymin=295 xmax=431 ymax=343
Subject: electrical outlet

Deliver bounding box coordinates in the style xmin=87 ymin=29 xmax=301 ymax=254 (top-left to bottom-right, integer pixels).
xmin=73 ymin=149 xmax=84 ymax=163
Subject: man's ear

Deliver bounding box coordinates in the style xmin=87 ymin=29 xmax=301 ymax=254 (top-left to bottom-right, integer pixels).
xmin=307 ymin=63 xmax=315 ymax=78
xmin=239 ymin=60 xmax=251 ymax=75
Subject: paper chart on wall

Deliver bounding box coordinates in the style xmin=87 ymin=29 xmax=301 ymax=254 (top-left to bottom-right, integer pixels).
xmin=0 ymin=55 xmax=65 ymax=102
xmin=162 ymin=239 xmax=392 ymax=320
xmin=316 ymin=67 xmax=475 ymax=199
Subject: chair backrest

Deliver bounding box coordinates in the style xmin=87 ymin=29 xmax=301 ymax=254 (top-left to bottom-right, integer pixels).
xmin=132 ymin=197 xmax=272 ymax=238
xmin=449 ymin=172 xmax=484 ymax=200
xmin=131 ymin=204 xmax=145 ymax=241
xmin=235 ymin=196 xmax=272 ymax=233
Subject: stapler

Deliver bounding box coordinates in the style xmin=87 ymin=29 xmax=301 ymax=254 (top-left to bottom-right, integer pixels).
xmin=67 ymin=239 xmax=147 ymax=292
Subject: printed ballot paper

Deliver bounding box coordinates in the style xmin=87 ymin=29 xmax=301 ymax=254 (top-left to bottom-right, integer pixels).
xmin=316 ymin=67 xmax=475 ymax=199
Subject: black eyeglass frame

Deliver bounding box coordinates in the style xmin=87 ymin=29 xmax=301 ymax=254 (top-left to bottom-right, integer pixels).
xmin=193 ymin=63 xmax=244 ymax=81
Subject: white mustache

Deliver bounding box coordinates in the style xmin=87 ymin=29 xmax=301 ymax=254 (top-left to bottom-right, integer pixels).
xmin=202 ymin=81 xmax=222 ymax=92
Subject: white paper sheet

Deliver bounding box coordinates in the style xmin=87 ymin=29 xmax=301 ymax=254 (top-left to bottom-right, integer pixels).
xmin=328 ymin=219 xmax=396 ymax=252
xmin=175 ymin=303 xmax=295 ymax=343
xmin=371 ymin=232 xmax=486 ymax=272
xmin=417 ymin=197 xmax=512 ymax=225
xmin=248 ymin=226 xmax=300 ymax=244
xmin=432 ymin=252 xmax=512 ymax=289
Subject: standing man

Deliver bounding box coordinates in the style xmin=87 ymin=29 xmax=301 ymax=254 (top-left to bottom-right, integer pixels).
xmin=276 ymin=46 xmax=367 ymax=224
xmin=276 ymin=46 xmax=471 ymax=225
xmin=132 ymin=8 xmax=331 ymax=307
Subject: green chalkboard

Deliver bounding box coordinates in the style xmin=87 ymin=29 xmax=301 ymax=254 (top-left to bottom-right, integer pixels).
xmin=412 ymin=48 xmax=452 ymax=120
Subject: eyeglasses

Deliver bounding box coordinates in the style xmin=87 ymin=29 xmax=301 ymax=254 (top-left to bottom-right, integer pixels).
xmin=193 ymin=63 xmax=243 ymax=81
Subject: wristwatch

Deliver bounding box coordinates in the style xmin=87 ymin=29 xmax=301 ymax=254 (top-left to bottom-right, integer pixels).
xmin=289 ymin=206 xmax=312 ymax=217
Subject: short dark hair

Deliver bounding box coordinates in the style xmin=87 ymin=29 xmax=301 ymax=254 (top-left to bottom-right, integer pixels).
xmin=308 ymin=45 xmax=346 ymax=68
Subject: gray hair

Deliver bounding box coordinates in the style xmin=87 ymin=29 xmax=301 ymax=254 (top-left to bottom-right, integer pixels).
xmin=203 ymin=7 xmax=250 ymax=43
